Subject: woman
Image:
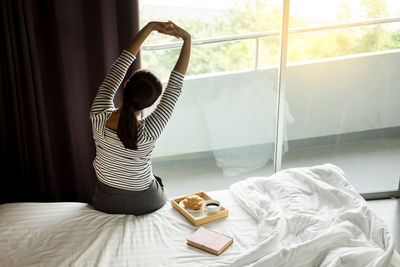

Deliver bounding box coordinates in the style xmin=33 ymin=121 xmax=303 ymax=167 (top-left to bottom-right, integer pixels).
xmin=90 ymin=21 xmax=191 ymax=215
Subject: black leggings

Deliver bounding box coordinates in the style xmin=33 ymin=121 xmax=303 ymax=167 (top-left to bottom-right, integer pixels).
xmin=92 ymin=176 xmax=167 ymax=215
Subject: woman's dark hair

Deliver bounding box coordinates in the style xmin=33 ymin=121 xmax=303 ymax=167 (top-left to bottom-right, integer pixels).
xmin=118 ymin=69 xmax=162 ymax=149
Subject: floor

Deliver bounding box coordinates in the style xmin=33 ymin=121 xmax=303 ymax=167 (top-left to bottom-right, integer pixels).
xmin=153 ymin=137 xmax=400 ymax=252
xmin=154 ymin=137 xmax=400 ymax=197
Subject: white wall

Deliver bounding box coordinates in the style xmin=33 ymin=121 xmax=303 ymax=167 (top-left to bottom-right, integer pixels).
xmin=150 ymin=49 xmax=400 ymax=158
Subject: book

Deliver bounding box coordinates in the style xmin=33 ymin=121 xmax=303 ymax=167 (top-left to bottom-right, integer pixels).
xmin=186 ymin=227 xmax=233 ymax=255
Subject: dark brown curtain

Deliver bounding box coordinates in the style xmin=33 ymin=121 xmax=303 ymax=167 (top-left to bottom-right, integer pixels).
xmin=0 ymin=0 xmax=140 ymax=204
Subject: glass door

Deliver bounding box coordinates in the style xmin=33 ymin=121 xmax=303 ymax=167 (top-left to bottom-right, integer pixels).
xmin=281 ymin=0 xmax=400 ymax=194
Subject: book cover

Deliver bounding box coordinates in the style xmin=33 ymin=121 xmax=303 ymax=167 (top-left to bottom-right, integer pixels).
xmin=186 ymin=227 xmax=233 ymax=255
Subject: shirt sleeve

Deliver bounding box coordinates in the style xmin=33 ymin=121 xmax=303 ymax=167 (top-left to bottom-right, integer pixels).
xmin=143 ymin=70 xmax=185 ymax=139
xmin=90 ymin=50 xmax=136 ymax=117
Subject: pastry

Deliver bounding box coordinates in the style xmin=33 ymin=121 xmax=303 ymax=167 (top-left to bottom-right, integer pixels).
xmin=182 ymin=195 xmax=205 ymax=210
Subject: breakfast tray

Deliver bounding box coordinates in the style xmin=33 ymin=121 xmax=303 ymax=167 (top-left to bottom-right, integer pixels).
xmin=171 ymin=192 xmax=229 ymax=226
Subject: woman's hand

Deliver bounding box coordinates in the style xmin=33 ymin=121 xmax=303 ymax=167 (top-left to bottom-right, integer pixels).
xmin=148 ymin=21 xmax=191 ymax=41
xmin=148 ymin=21 xmax=179 ymax=38
xmin=167 ymin=21 xmax=191 ymax=41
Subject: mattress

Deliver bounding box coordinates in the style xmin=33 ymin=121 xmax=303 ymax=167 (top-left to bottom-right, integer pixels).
xmin=0 ymin=164 xmax=399 ymax=266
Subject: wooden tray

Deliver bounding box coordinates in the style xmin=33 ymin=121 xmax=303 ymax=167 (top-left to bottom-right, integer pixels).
xmin=171 ymin=192 xmax=229 ymax=226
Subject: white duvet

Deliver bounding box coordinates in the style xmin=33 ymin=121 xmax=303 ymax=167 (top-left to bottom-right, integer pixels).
xmin=220 ymin=164 xmax=398 ymax=267
xmin=0 ymin=164 xmax=399 ymax=266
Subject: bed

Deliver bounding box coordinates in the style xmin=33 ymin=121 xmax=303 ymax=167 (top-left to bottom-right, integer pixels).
xmin=1 ymin=164 xmax=399 ymax=266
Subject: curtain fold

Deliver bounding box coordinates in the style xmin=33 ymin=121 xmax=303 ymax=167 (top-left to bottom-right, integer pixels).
xmin=0 ymin=0 xmax=140 ymax=204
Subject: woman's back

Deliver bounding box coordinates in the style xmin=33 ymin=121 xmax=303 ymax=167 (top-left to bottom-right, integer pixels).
xmin=90 ymin=51 xmax=184 ymax=191
xmin=90 ymin=21 xmax=191 ymax=215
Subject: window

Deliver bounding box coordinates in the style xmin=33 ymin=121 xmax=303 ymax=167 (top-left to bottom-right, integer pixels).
xmin=139 ymin=0 xmax=400 ymax=198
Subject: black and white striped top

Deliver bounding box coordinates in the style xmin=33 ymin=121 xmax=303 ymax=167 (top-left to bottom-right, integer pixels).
xmin=90 ymin=50 xmax=184 ymax=191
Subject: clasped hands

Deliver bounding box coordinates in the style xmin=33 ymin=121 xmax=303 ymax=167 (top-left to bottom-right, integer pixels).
xmin=148 ymin=21 xmax=191 ymax=41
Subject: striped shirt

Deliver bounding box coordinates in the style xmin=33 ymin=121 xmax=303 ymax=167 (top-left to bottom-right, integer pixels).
xmin=90 ymin=50 xmax=184 ymax=191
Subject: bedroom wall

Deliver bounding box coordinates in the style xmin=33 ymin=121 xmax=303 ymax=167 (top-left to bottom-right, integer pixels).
xmin=151 ymin=49 xmax=400 ymax=158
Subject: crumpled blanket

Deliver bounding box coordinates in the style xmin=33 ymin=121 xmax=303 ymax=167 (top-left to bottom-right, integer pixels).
xmin=217 ymin=164 xmax=396 ymax=267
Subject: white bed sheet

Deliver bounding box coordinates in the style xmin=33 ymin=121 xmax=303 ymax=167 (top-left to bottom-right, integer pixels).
xmin=0 ymin=190 xmax=257 ymax=266
xmin=0 ymin=164 xmax=399 ymax=267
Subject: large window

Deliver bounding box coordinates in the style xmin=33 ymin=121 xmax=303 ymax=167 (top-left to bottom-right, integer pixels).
xmin=139 ymin=0 xmax=400 ymax=198
xmin=283 ymin=1 xmax=400 ymax=195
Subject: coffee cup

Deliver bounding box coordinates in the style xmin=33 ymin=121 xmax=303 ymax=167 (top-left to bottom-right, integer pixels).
xmin=205 ymin=200 xmax=221 ymax=214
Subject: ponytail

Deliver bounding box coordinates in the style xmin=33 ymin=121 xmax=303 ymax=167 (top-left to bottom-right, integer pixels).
xmin=117 ymin=69 xmax=162 ymax=150
xmin=117 ymin=97 xmax=139 ymax=150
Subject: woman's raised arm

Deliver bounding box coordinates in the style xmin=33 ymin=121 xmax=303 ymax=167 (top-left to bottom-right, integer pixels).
xmin=169 ymin=22 xmax=191 ymax=75
xmin=141 ymin=22 xmax=191 ymax=139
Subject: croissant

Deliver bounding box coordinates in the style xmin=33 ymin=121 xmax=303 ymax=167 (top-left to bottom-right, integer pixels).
xmin=182 ymin=195 xmax=205 ymax=210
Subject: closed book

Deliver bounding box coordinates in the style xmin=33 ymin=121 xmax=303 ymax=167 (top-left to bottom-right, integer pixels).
xmin=186 ymin=227 xmax=233 ymax=255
